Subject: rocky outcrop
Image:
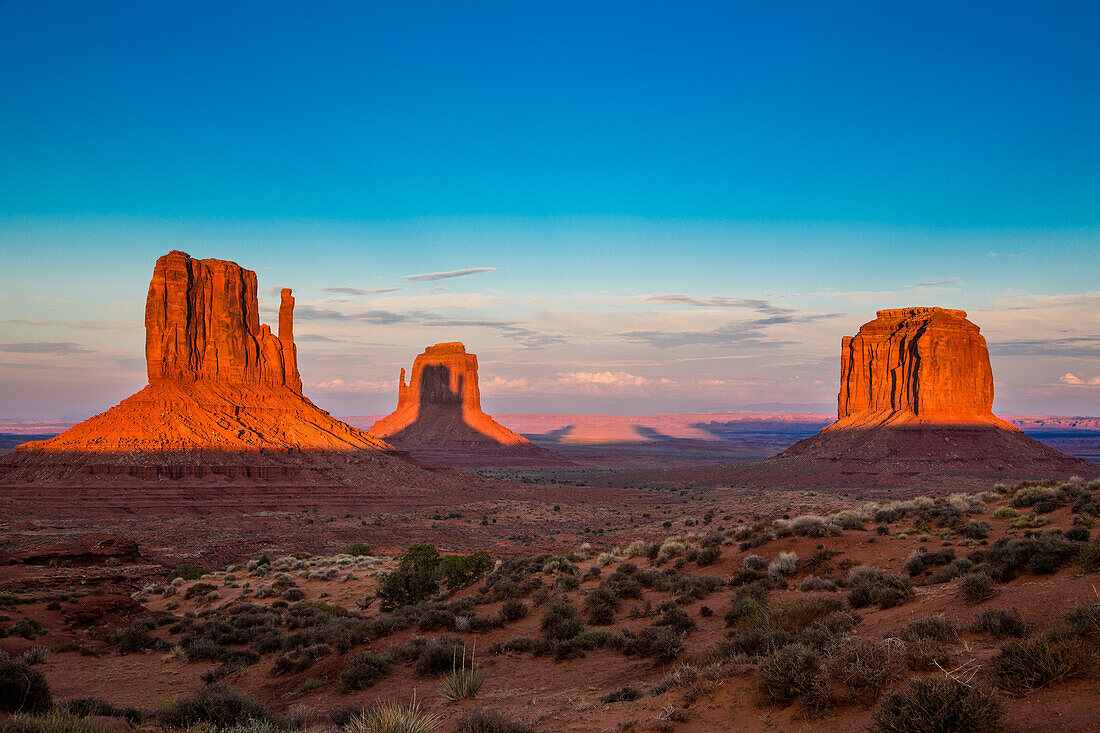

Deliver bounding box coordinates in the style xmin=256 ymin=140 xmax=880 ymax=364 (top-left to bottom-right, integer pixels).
xmin=613 ymin=307 xmax=1098 ymax=488
xmin=145 ymin=251 xmax=301 ymax=391
xmin=0 ymin=251 xmax=476 ymax=490
xmin=833 ymin=307 xmax=1011 ymax=429
xmin=370 ymin=343 xmax=570 ymax=466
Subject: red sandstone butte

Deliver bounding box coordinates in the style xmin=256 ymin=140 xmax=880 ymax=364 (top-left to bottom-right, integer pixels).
xmin=370 ymin=343 xmax=570 ymax=466
xmin=0 ymin=251 xmax=467 ymax=488
xmin=610 ymin=307 xmax=1097 ymax=489
xmin=831 ymin=307 xmax=1013 ymax=430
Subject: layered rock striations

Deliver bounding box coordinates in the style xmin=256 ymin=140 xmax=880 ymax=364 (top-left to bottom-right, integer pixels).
xmin=370 ymin=343 xmax=569 ymax=466
xmin=0 ymin=251 xmax=459 ymax=488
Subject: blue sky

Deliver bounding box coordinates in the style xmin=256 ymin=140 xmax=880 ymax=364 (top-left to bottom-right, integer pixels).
xmin=1 ymin=2 xmax=1098 ymax=417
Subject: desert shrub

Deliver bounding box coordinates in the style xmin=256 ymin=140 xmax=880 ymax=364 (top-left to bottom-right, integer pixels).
xmin=6 ymin=619 xmax=42 ymax=640
xmin=377 ymin=544 xmax=442 ymax=611
xmin=1078 ymin=538 xmax=1100 ymax=572
xmin=62 ymin=697 xmax=141 ymax=723
xmin=959 ymin=572 xmax=997 ymax=604
xmin=0 ymin=651 xmax=52 ymax=713
xmin=583 ymin=585 xmax=620 ymax=626
xmin=1065 ymin=526 xmax=1090 ymax=543
xmin=347 ymin=542 xmax=372 ymax=557
xmin=903 ymin=637 xmax=951 ymax=672
xmin=742 ymin=555 xmax=768 ymax=572
xmin=410 ymin=636 xmax=467 ymax=678
xmin=790 ymin=516 xmax=832 ymax=538
xmin=500 ymin=599 xmax=528 ymax=623
xmin=982 ymin=534 xmax=1078 ymax=580
xmin=992 ymin=635 xmax=1093 ymax=693
xmin=725 ymin=594 xmax=766 ymax=629
xmin=159 ymin=683 xmax=269 ymax=727
xmin=653 ymin=603 xmax=696 ymax=633
xmin=1064 ymin=602 xmax=1100 ymax=638
xmin=992 ymin=506 xmax=1019 ymax=519
xmin=928 ymin=558 xmax=974 ymax=584
xmin=826 ymin=636 xmax=905 ymax=702
xmin=970 ymin=608 xmax=1030 ymax=638
xmin=768 ymin=552 xmax=799 ymax=577
xmin=872 ymin=676 xmax=1004 ymax=733
xmin=540 ymin=598 xmax=582 ymax=642
xmin=110 ymin=625 xmax=154 ymax=654
xmin=439 ymin=551 xmax=494 ymax=591
xmin=756 ymin=643 xmax=826 ymax=706
xmin=697 ymin=545 xmax=722 ymax=566
xmin=962 ymin=520 xmax=991 ymax=540
xmin=903 ymin=548 xmax=955 ymax=577
xmin=17 ymin=649 xmax=48 ymax=667
xmin=900 ymin=616 xmax=959 ymax=644
xmin=271 ymin=644 xmax=330 ymax=676
xmin=799 ymin=575 xmax=836 ymax=592
xmin=623 ymin=624 xmax=684 ymax=662
xmin=601 ymin=686 xmax=640 ymax=703
xmin=340 ymin=651 xmax=390 ymax=691
xmin=0 ymin=710 xmax=109 ymax=733
xmin=173 ymin=563 xmax=209 ymax=581
xmin=343 ymin=700 xmax=441 ymax=733
xmin=184 ymin=581 xmax=217 ymax=600
xmin=846 ymin=567 xmax=913 ymax=609
xmin=451 ymin=708 xmax=533 ymax=733
xmin=283 ymin=587 xmax=305 ymax=602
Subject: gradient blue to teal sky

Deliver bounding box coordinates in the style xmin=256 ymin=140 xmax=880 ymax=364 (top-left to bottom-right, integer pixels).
xmin=1 ymin=2 xmax=1098 ymax=418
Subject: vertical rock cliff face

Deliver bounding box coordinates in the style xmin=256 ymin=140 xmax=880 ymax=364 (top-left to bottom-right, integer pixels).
xmin=831 ymin=307 xmax=1012 ymax=430
xmin=370 ymin=343 xmax=529 ymax=446
xmin=145 ymin=251 xmax=301 ymax=392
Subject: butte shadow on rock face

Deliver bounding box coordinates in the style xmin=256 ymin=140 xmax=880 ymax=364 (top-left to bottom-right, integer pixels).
xmin=370 ymin=342 xmax=572 ymax=468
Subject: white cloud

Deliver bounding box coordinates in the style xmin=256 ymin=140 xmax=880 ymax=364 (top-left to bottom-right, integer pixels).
xmin=406 ymin=267 xmax=495 ymax=282
xmin=1061 ymin=373 xmax=1100 ymax=386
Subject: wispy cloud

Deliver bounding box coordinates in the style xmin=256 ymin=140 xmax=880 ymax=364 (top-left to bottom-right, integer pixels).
xmin=0 ymin=341 xmax=93 ymax=355
xmin=908 ymin=278 xmax=963 ymax=288
xmin=419 ymin=318 xmax=564 ymax=348
xmin=320 ymin=287 xmax=402 ymax=296
xmin=621 ymin=313 xmax=840 ymax=349
xmin=0 ymin=318 xmax=138 ymax=331
xmin=406 ymin=267 xmax=495 ymax=282
xmin=294 ymin=304 xmax=419 ymax=325
xmin=646 ymin=294 xmax=792 ymax=316
xmin=557 ymin=370 xmax=653 ymax=387
xmin=1060 ymin=373 xmax=1100 ymax=386
xmin=987 ymin=251 xmax=1026 ymax=258
xmin=989 ymin=336 xmax=1100 ymax=358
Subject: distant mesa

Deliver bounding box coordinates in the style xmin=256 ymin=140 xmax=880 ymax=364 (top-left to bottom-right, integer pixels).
xmin=370 ymin=342 xmax=571 ymax=467
xmin=0 ymin=251 xmax=458 ymax=489
xmin=611 ymin=307 xmax=1098 ymax=489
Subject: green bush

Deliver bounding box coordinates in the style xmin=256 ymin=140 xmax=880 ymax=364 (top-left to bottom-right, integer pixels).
xmin=500 ymin=598 xmax=528 ymax=623
xmin=0 ymin=651 xmax=52 ymax=713
xmin=872 ymin=676 xmax=1004 ymax=733
xmin=339 ymin=651 xmax=390 ymax=692
xmin=1064 ymin=602 xmax=1100 ymax=638
xmin=173 ymin=563 xmax=209 ymax=581
xmin=1078 ymin=538 xmax=1100 ymax=572
xmin=346 ymin=542 xmax=372 ymax=557
xmin=438 ymin=551 xmax=493 ymax=591
xmin=847 ymin=567 xmax=913 ymax=610
xmin=583 ymin=585 xmax=619 ymax=625
xmin=377 ymin=544 xmax=442 ymax=611
xmin=540 ymin=598 xmax=582 ymax=641
xmin=184 ymin=581 xmax=217 ymax=600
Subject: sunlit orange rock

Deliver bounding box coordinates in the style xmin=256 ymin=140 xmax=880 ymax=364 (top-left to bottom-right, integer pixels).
xmin=831 ymin=307 xmax=1013 ymax=430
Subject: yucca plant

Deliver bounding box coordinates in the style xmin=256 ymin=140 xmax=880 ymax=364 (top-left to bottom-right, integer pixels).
xmin=439 ymin=642 xmax=485 ymax=703
xmin=343 ymin=699 xmax=442 ymax=733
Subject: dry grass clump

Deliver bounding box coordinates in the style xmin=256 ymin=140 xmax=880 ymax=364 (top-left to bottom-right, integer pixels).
xmin=872 ymin=676 xmax=1005 ymax=733
xmin=826 ymin=636 xmax=905 ymax=703
xmin=343 ymin=700 xmax=441 ymax=733
xmin=969 ymin=608 xmax=1030 ymax=638
xmin=899 ymin=616 xmax=959 ymax=645
xmin=846 ymin=567 xmax=913 ymax=610
xmin=158 ymin=683 xmax=270 ymax=728
xmin=991 ymin=634 xmax=1093 ymax=693
xmin=339 ymin=651 xmax=391 ymax=692
xmin=0 ymin=650 xmax=52 ymax=713
xmin=756 ymin=643 xmax=829 ymax=708
xmin=451 ymin=708 xmax=533 ymax=733
xmin=959 ymin=572 xmax=996 ymax=604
